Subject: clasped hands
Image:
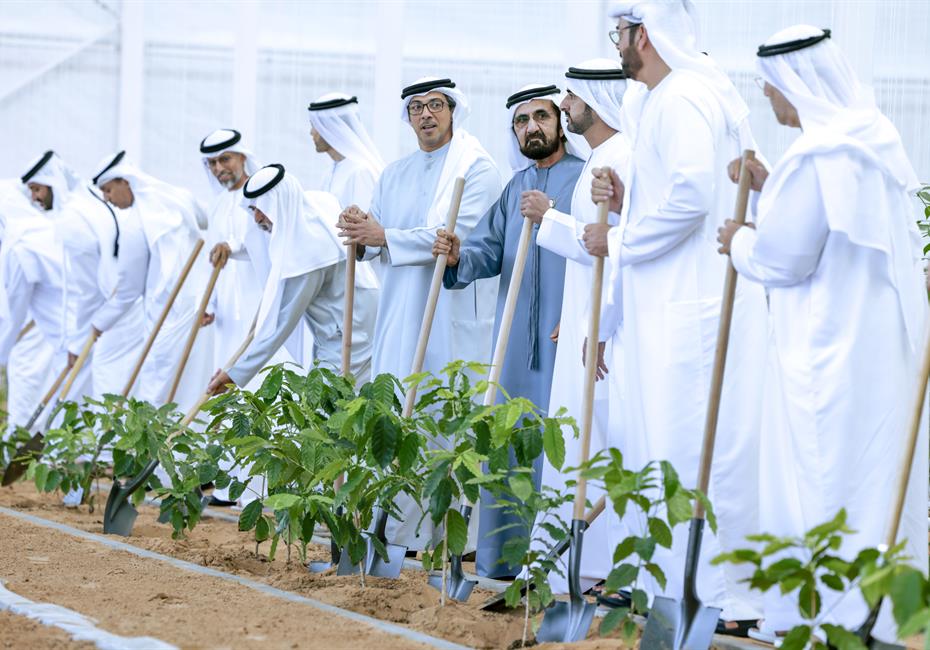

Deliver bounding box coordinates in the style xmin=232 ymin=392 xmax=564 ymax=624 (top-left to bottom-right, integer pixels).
xmin=337 ymin=205 xmax=386 ymax=248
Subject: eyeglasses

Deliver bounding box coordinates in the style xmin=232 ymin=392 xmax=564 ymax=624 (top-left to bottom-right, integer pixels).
xmin=407 ymin=99 xmax=449 ymax=116
xmin=754 ymin=76 xmax=766 ymax=91
xmin=608 ymin=24 xmax=637 ymax=45
xmin=513 ymin=109 xmax=556 ymax=129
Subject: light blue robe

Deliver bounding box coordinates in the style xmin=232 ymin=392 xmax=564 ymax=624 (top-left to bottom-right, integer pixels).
xmin=444 ymin=153 xmax=584 ymax=577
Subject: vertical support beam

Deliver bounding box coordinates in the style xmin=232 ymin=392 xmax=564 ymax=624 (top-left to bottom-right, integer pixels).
xmin=372 ymin=0 xmax=405 ymax=162
xmin=233 ymin=0 xmax=259 ymax=140
xmin=117 ymin=0 xmax=145 ymax=157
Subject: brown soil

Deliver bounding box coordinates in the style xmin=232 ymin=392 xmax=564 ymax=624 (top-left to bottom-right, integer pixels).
xmin=0 ymin=609 xmax=95 ymax=649
xmin=0 ymin=482 xmax=629 ymax=649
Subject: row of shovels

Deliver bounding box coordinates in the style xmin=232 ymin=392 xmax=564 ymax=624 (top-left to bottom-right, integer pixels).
xmin=3 ymin=154 xmax=924 ymax=648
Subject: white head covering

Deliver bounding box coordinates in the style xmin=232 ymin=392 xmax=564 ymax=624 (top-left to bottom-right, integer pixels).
xmin=400 ymin=76 xmax=470 ymax=125
xmin=308 ymin=93 xmax=385 ymax=180
xmin=241 ymin=165 xmax=344 ymax=355
xmin=609 ymin=0 xmax=753 ymax=147
xmin=0 ymin=178 xmax=39 ymax=244
xmin=757 ymin=25 xmax=919 ymax=192
xmin=755 ymin=24 xmax=924 ymax=356
xmin=93 ymin=151 xmax=205 ymax=236
xmin=506 ymin=83 xmax=590 ymax=172
xmin=21 ymin=151 xmax=82 ymax=211
xmin=199 ymin=129 xmax=263 ymax=195
xmin=563 ymin=59 xmax=628 ymax=134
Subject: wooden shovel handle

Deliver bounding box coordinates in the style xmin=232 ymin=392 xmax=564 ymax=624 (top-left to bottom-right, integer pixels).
xmin=341 ymin=245 xmax=357 ymax=378
xmin=58 ymin=330 xmax=98 ymax=401
xmin=121 ymin=238 xmax=205 ymax=397
xmin=886 ymin=321 xmax=930 ymax=546
xmin=693 ymin=149 xmax=755 ymax=518
xmin=573 ymin=200 xmax=610 ymax=520
xmin=403 ymin=176 xmax=466 ymax=417
xmin=483 ymin=217 xmax=534 ymax=407
xmin=15 ymin=320 xmax=35 ymax=343
xmin=166 ymin=262 xmax=223 ymax=403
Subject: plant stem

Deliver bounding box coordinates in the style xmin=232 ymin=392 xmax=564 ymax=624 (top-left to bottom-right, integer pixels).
xmin=441 ymin=511 xmax=449 ymax=607
xmin=522 ymin=567 xmax=530 ymax=647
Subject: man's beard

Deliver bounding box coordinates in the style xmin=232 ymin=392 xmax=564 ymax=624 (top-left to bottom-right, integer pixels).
xmin=520 ymin=132 xmax=560 ymax=160
xmin=620 ymin=45 xmax=643 ymax=80
xmin=565 ymin=106 xmax=594 ymax=135
xmin=219 ymin=171 xmax=242 ymax=190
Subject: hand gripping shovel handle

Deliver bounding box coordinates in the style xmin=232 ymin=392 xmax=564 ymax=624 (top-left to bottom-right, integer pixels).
xmin=121 ymin=238 xmax=205 ymax=397
xmin=166 ymin=261 xmax=223 ymax=403
xmin=403 ymin=176 xmax=466 ymax=417
xmin=693 ymin=149 xmax=755 ymax=517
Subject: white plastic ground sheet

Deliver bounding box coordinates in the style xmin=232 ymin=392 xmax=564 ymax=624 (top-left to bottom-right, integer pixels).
xmin=0 ymin=581 xmax=177 ymax=650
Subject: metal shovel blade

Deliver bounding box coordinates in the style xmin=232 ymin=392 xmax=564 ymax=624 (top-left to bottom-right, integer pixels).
xmin=535 ymin=519 xmax=597 ymax=643
xmin=427 ymin=504 xmax=477 ymax=601
xmin=335 ymin=508 xmax=407 ymax=578
xmin=307 ymin=541 xmax=340 ymax=573
xmin=103 ymin=482 xmax=139 ymax=536
xmin=640 ymin=519 xmax=720 ymax=650
xmin=856 ymin=602 xmax=905 ymax=650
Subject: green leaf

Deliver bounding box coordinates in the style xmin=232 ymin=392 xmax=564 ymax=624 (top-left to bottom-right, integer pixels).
xmin=255 ymin=515 xmax=271 ymax=542
xmin=33 ymin=464 xmax=49 ymax=492
xmin=228 ymin=480 xmax=247 ymax=501
xmin=197 ymin=461 xmax=219 ymax=485
xmin=798 ymin=581 xmax=821 ymax=619
xmin=890 ymin=568 xmax=926 ymax=626
xmin=263 ymin=493 xmax=301 ymax=511
xmin=370 ymin=416 xmax=399 ymax=468
xmin=613 ymin=537 xmax=636 ymax=563
xmin=504 ymin=580 xmax=524 ymax=609
xmin=631 ymin=588 xmax=648 ymax=613
xmin=648 ymin=517 xmax=673 ymax=549
xmin=507 ymin=474 xmax=534 ymax=503
xmin=821 ymin=624 xmax=868 ymax=650
xmin=397 ymin=433 xmax=420 ymax=473
xmin=666 ymin=490 xmax=692 ymax=527
xmin=605 ymin=563 xmax=637 ymax=592
xmin=238 ymin=499 xmax=262 ymax=531
xmin=446 ymin=508 xmax=468 ymax=555
xmin=429 ymin=477 xmax=453 ymax=525
xmin=633 ymin=536 xmax=656 ymax=562
xmin=644 ymin=561 xmax=667 ymax=590
xmin=780 ymin=625 xmax=812 ymax=650
xmin=542 ymin=420 xmax=565 ymax=471
xmin=599 ymin=606 xmax=630 ymax=636
xmin=821 ymin=573 xmax=845 ymax=591
xmin=257 ymin=367 xmax=283 ymax=400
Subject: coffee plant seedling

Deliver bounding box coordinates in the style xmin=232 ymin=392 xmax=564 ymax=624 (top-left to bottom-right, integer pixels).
xmin=484 ymin=468 xmax=573 ymax=647
xmin=574 ymin=449 xmax=714 ymax=644
xmin=713 ymin=508 xmax=914 ymax=650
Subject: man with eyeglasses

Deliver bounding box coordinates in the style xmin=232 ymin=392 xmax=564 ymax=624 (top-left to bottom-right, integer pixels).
xmin=716 ymin=26 xmax=926 ymax=643
xmin=582 ymin=0 xmax=768 ymax=635
xmin=337 ymin=77 xmax=501 ymax=553
xmin=430 ymin=83 xmax=584 ymax=577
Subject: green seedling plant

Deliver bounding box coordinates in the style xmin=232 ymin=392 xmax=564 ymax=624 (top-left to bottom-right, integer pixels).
xmin=712 ymin=508 xmax=915 ymax=650
xmin=577 ymin=449 xmax=715 ymax=644
xmin=486 ymin=469 xmax=573 ymax=647
xmin=410 ymin=360 xmax=574 ymax=607
xmin=26 ymin=401 xmax=105 ymax=505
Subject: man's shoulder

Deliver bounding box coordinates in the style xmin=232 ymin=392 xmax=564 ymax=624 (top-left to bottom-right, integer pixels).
xmin=657 ymin=71 xmax=722 ymax=119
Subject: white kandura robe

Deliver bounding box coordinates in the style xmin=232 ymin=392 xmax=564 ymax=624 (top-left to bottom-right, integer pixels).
xmin=363 ymin=138 xmax=501 ymax=550
xmin=5 ymin=325 xmax=56 ymax=437
xmin=322 ymin=157 xmax=378 ymax=213
xmin=0 ymin=234 xmax=90 ymax=428
xmin=535 ymin=132 xmax=629 ymax=592
xmin=125 ymin=196 xmax=213 ymax=412
xmin=57 ymin=188 xmax=145 ymax=399
xmin=600 ymin=70 xmax=768 ymax=620
xmin=730 ymin=146 xmax=928 ymax=641
xmin=205 ymin=189 xmax=263 ymax=371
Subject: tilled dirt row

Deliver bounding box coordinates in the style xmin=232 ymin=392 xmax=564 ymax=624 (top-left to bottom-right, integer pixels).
xmin=0 ymin=484 xmax=624 ymax=649
xmin=0 ymin=609 xmax=94 ymax=649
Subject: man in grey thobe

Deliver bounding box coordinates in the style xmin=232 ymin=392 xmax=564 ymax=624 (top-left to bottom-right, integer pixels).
xmin=433 ymin=84 xmax=584 ymax=577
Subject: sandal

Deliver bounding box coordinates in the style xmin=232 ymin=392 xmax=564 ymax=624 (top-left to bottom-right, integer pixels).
xmin=716 ymin=619 xmax=758 ymax=638
xmin=586 ymin=581 xmax=633 ymax=610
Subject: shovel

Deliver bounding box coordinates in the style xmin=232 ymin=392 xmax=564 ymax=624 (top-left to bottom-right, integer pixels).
xmin=534 ymin=199 xmax=610 ymax=643
xmin=640 ymin=149 xmax=756 ymax=650
xmin=854 ymin=304 xmax=930 ymax=648
xmin=427 ymin=211 xmax=536 ymax=601
xmin=337 ymin=177 xmax=467 ymax=580
xmin=1 ymin=330 xmax=98 ymax=486
xmin=102 ymin=324 xmax=255 ymax=536
xmin=154 ymin=262 xmax=224 ymax=524
xmin=309 ymin=243 xmax=356 ymax=573
xmin=15 ymin=319 xmax=35 ymax=342
xmin=480 ymin=495 xmax=606 ymax=612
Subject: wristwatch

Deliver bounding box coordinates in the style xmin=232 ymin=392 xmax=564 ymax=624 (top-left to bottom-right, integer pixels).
xmin=548 ymin=199 xmax=555 ymax=209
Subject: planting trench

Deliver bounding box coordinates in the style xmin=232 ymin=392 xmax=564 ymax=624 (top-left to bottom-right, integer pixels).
xmin=0 ymin=482 xmax=629 ymax=649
